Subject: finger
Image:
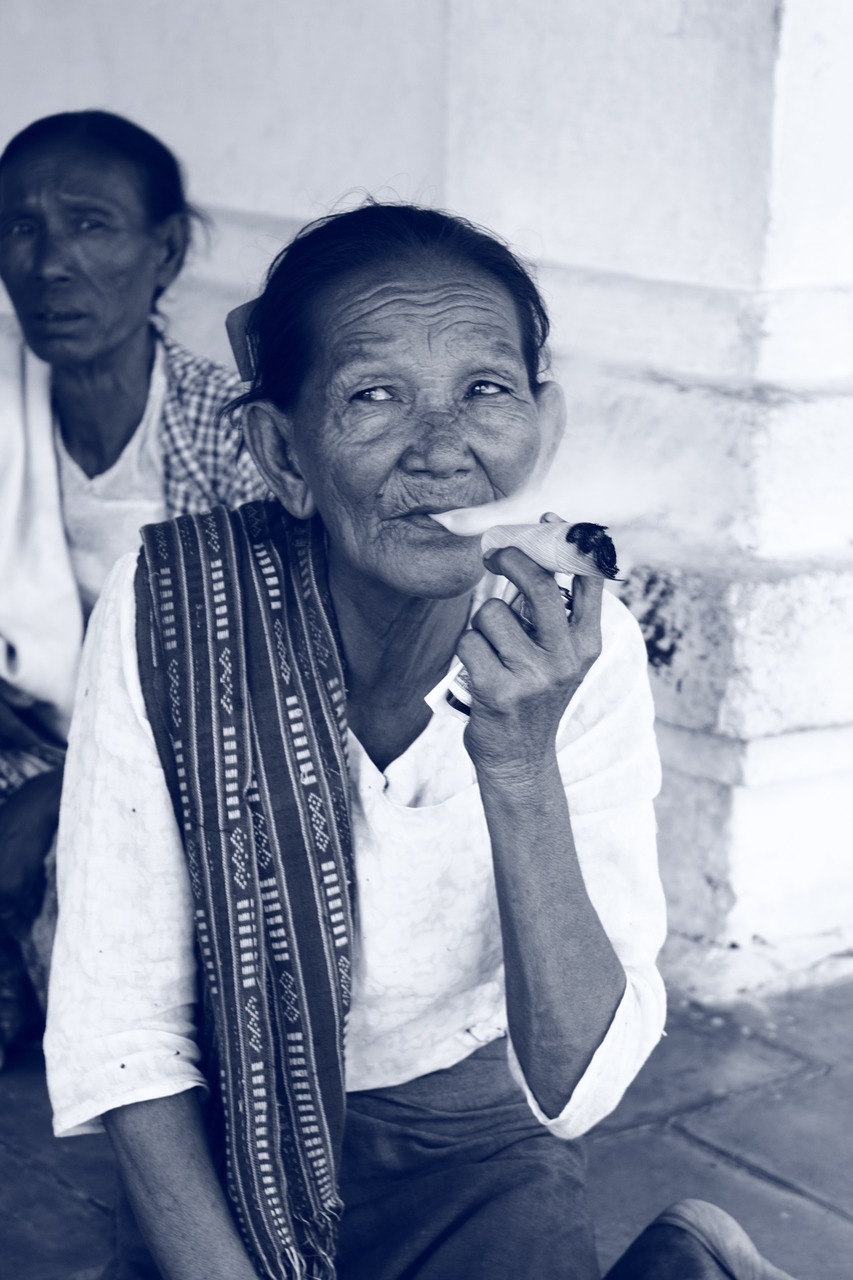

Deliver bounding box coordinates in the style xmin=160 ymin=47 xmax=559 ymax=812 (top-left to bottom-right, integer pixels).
xmin=483 ymin=546 xmax=558 ymax=603
xmin=456 ymin=625 xmax=511 ymax=690
xmin=483 ymin=546 xmax=569 ymax=649
xmin=569 ymin=574 xmax=604 ymax=646
xmin=469 ymin=597 xmax=531 ymax=668
xmin=540 ymin=511 xmax=564 ymax=524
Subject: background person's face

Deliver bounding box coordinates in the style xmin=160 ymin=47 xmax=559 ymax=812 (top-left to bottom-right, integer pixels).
xmin=0 ymin=143 xmax=171 ymax=367
xmin=285 ymin=259 xmax=548 ymax=601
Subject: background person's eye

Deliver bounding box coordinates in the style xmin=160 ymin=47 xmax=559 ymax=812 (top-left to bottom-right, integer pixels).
xmin=469 ymin=380 xmax=507 ymax=397
xmin=1 ymin=219 xmax=36 ymax=237
xmin=353 ymin=386 xmax=394 ymax=402
xmin=77 ymin=217 xmax=105 ymax=232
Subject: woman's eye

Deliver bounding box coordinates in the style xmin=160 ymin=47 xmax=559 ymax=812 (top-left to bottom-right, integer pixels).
xmin=469 ymin=380 xmax=507 ymax=397
xmin=1 ymin=219 xmax=35 ymax=237
xmin=77 ymin=218 xmax=105 ymax=232
xmin=353 ymin=386 xmax=394 ymax=402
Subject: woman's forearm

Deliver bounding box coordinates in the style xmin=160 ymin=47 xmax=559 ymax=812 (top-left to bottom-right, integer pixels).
xmin=104 ymin=1090 xmax=258 ymax=1280
xmin=477 ymin=757 xmax=626 ymax=1120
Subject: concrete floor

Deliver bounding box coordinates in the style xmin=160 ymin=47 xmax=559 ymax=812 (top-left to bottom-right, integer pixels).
xmin=1 ymin=979 xmax=852 ymax=1279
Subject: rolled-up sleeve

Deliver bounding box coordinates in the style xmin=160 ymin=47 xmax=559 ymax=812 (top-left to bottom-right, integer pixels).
xmin=44 ymin=552 xmax=205 ymax=1137
xmin=507 ymin=589 xmax=667 ymax=1138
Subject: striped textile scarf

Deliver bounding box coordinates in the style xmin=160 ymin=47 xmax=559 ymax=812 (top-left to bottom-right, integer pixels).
xmin=134 ymin=500 xmax=355 ymax=1279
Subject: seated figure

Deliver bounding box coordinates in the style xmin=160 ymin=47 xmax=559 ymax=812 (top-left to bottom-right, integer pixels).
xmin=45 ymin=201 xmax=795 ymax=1279
xmin=0 ymin=110 xmax=267 ymax=1047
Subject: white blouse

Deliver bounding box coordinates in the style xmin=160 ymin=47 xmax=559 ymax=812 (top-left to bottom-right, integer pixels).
xmin=55 ymin=342 xmax=167 ymax=622
xmin=45 ymin=553 xmax=667 ymax=1143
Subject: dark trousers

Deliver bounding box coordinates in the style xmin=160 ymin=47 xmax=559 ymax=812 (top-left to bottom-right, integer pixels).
xmin=337 ymin=1037 xmax=598 ymax=1280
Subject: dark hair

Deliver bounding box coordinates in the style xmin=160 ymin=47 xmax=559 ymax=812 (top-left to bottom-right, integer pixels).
xmin=239 ymin=200 xmax=550 ymax=411
xmin=0 ymin=110 xmax=200 ymax=245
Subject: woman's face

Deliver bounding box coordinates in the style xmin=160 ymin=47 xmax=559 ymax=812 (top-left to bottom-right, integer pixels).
xmin=0 ymin=142 xmax=180 ymax=367
xmin=272 ymin=259 xmax=561 ymax=601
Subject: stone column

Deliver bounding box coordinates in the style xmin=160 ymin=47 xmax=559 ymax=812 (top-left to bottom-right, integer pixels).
xmin=446 ymin=0 xmax=853 ymax=998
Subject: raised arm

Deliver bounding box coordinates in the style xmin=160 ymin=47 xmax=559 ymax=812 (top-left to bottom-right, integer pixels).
xmin=458 ymin=549 xmax=665 ymax=1127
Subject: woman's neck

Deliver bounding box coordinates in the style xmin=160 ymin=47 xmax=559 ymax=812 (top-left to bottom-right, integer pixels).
xmin=52 ymin=325 xmax=156 ymax=478
xmin=329 ymin=554 xmax=471 ymax=697
xmin=328 ymin=552 xmax=473 ymax=770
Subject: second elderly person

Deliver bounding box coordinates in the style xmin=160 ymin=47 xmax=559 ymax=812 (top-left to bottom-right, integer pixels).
xmin=0 ymin=110 xmax=266 ymax=1048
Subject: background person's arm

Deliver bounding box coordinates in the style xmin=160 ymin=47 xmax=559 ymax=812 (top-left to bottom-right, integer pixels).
xmin=105 ymin=1091 xmax=258 ymax=1280
xmin=0 ymin=765 xmax=63 ymax=933
xmin=0 ymin=692 xmax=65 ymax=935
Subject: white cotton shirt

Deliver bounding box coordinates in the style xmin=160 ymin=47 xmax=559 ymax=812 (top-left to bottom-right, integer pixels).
xmin=55 ymin=343 xmax=168 ymax=622
xmin=45 ymin=553 xmax=667 ymax=1143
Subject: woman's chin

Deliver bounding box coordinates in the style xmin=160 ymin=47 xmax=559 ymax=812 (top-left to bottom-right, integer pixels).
xmin=382 ymin=545 xmax=486 ymax=601
xmin=330 ymin=520 xmax=486 ymax=602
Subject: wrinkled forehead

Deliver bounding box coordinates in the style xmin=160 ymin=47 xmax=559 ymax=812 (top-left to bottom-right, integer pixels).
xmin=0 ymin=140 xmax=149 ymax=216
xmin=310 ymin=257 xmax=526 ymax=369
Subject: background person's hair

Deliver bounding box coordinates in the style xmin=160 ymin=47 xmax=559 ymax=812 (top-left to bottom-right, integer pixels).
xmin=0 ymin=109 xmax=203 ymax=278
xmin=238 ymin=200 xmax=551 ymax=412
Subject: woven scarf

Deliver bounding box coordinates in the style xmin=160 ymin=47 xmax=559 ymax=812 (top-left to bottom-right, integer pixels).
xmin=135 ymin=500 xmax=355 ymax=1279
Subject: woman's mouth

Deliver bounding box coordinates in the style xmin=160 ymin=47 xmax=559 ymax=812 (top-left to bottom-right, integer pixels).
xmin=402 ymin=510 xmax=454 ymax=531
xmin=34 ymin=307 xmax=88 ymax=326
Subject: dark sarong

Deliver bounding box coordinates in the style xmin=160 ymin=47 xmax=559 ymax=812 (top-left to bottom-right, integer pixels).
xmin=337 ymin=1038 xmax=598 ymax=1280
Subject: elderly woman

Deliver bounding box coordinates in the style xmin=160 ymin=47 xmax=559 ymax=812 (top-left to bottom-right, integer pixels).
xmin=45 ymin=204 xmax=793 ymax=1280
xmin=0 ymin=110 xmax=266 ymax=1038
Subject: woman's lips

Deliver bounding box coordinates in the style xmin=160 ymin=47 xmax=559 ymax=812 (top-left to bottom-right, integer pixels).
xmin=33 ymin=308 xmax=88 ymax=326
xmin=402 ymin=511 xmax=455 ymax=531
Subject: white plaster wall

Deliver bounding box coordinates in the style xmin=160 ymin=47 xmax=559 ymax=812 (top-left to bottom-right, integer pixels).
xmin=446 ymin=0 xmax=779 ymax=288
xmin=656 ymin=759 xmax=853 ymax=999
xmin=1 ymin=0 xmax=447 ymax=221
xmin=726 ymin=772 xmax=853 ymax=943
xmin=763 ymin=0 xmax=853 ymax=288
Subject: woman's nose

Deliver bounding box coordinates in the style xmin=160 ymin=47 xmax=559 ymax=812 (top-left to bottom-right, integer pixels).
xmin=32 ymin=229 xmax=74 ymax=282
xmin=402 ymin=408 xmax=474 ymax=477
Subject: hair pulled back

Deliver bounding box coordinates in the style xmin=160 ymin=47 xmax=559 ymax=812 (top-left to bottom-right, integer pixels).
xmin=240 ymin=200 xmax=550 ymax=412
xmin=0 ymin=110 xmax=198 ymax=239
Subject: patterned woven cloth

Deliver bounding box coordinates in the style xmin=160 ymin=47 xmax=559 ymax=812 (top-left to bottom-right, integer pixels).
xmin=135 ymin=501 xmax=355 ymax=1279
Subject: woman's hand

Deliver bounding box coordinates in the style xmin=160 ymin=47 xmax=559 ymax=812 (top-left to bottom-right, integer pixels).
xmin=458 ymin=546 xmax=603 ymax=778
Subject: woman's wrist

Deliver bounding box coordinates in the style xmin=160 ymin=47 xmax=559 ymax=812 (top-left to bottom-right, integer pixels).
xmin=473 ymin=748 xmax=563 ymax=803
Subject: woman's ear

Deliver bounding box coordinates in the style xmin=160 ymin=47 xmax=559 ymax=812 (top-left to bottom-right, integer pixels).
xmin=153 ymin=213 xmax=190 ymax=293
xmin=533 ymin=380 xmax=567 ymax=474
xmin=242 ymin=401 xmax=317 ymax=519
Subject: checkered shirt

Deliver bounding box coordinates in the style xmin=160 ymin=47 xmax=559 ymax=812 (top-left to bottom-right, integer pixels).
xmin=0 ymin=334 xmax=268 ymax=799
xmin=157 ymin=334 xmax=268 ymax=516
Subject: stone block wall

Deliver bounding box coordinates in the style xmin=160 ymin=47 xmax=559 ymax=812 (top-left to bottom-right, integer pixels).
xmin=540 ymin=250 xmax=853 ymax=996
